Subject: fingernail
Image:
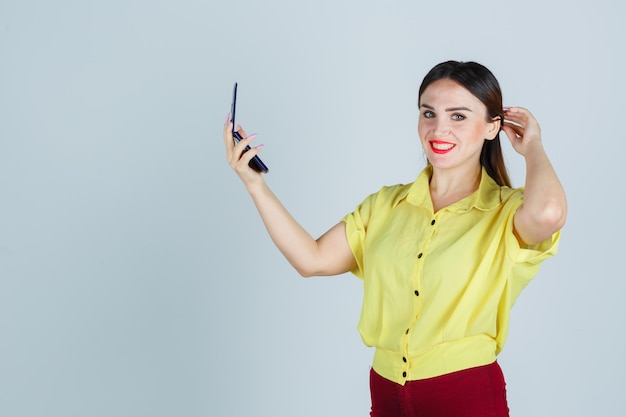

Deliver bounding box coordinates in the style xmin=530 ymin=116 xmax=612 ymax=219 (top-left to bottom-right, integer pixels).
xmin=247 ymin=133 xmax=258 ymax=140
xmin=225 ymin=113 xmax=231 ymax=124
xmin=503 ymin=106 xmax=511 ymax=111
xmin=255 ymin=144 xmax=265 ymax=149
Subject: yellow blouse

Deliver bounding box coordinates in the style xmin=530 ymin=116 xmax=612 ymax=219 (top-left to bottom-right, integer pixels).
xmin=342 ymin=166 xmax=560 ymax=385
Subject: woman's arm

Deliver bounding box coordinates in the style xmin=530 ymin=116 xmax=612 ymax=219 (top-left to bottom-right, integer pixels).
xmin=223 ymin=119 xmax=356 ymax=277
xmin=502 ymin=107 xmax=567 ymax=245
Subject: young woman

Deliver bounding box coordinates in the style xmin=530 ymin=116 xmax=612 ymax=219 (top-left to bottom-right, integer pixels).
xmin=223 ymin=61 xmax=567 ymax=417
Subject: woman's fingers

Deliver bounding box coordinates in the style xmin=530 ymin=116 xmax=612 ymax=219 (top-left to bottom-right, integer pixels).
xmin=221 ymin=111 xmax=264 ymax=184
xmin=232 ymin=142 xmax=264 ymax=183
xmin=222 ymin=120 xmax=264 ymax=183
xmin=503 ymin=107 xmax=539 ymax=129
xmin=223 ymin=117 xmax=256 ymax=165
xmin=238 ymin=143 xmax=263 ymax=167
xmin=501 ymin=124 xmax=522 ymax=146
xmin=231 ymin=129 xmax=258 ymax=162
xmin=502 ymin=107 xmax=542 ymax=155
xmin=236 ymin=125 xmax=248 ymax=138
xmin=223 ymin=114 xmax=235 ymax=159
xmin=503 ymin=108 xmax=525 ymax=126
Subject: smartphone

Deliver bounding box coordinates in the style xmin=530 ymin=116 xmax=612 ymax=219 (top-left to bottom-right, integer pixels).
xmin=230 ymin=83 xmax=269 ymax=173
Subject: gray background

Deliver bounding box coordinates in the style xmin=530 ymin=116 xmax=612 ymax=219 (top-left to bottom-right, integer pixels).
xmin=1 ymin=0 xmax=623 ymax=416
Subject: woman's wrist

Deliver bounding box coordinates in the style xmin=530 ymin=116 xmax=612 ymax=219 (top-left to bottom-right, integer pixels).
xmin=246 ymin=178 xmax=268 ymax=197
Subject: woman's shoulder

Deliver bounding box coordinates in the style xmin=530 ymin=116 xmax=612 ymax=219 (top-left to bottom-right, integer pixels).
xmin=368 ymin=181 xmax=413 ymax=199
xmin=499 ymin=184 xmax=524 ymax=202
xmin=356 ymin=182 xmax=416 ymax=211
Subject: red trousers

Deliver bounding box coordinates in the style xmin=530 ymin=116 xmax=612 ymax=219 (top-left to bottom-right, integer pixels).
xmin=369 ymin=361 xmax=509 ymax=417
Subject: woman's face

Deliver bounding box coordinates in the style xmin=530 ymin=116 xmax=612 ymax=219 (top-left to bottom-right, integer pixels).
xmin=418 ymin=79 xmax=498 ymax=172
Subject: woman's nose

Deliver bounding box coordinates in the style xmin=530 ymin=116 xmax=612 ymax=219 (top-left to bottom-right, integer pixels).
xmin=434 ymin=119 xmax=451 ymax=136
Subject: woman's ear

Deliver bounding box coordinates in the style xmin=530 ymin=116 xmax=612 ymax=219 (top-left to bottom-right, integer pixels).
xmin=485 ymin=116 xmax=501 ymax=140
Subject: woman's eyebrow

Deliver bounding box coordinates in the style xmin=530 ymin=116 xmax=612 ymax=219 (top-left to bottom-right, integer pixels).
xmin=445 ymin=106 xmax=472 ymax=112
xmin=419 ymin=104 xmax=473 ymax=112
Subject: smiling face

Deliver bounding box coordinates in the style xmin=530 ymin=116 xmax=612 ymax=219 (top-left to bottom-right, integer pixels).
xmin=418 ymin=78 xmax=500 ymax=173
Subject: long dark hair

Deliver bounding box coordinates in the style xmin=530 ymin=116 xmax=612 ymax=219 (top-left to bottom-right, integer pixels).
xmin=418 ymin=61 xmax=511 ymax=187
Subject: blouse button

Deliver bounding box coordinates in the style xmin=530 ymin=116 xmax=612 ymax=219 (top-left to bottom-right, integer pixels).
xmin=402 ymin=371 xmax=407 ymax=378
xmin=403 ymin=357 xmax=407 ymax=363
xmin=431 ymin=219 xmax=436 ymax=225
xmin=414 ymin=290 xmax=419 ymax=296
xmin=417 ymin=253 xmax=423 ymax=259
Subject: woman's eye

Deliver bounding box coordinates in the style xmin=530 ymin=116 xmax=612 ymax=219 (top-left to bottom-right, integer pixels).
xmin=423 ymin=111 xmax=435 ymax=118
xmin=451 ymin=114 xmax=466 ymax=121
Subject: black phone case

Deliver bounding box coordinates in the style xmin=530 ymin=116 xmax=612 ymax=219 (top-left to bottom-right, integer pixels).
xmin=231 ymin=83 xmax=269 ymax=173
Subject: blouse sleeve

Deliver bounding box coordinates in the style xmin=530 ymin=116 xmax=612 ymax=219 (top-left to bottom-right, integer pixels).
xmin=503 ymin=188 xmax=561 ymax=278
xmin=341 ymin=191 xmax=378 ymax=279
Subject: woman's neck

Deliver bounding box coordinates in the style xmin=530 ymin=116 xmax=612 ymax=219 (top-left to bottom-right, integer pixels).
xmin=429 ymin=164 xmax=482 ymax=212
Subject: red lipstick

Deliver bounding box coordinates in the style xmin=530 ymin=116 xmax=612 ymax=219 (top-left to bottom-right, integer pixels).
xmin=430 ymin=140 xmax=456 ymax=154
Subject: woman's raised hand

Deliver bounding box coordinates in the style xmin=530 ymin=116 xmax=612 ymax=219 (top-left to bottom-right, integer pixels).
xmin=223 ymin=115 xmax=264 ymax=187
xmin=501 ymin=107 xmax=543 ymax=157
